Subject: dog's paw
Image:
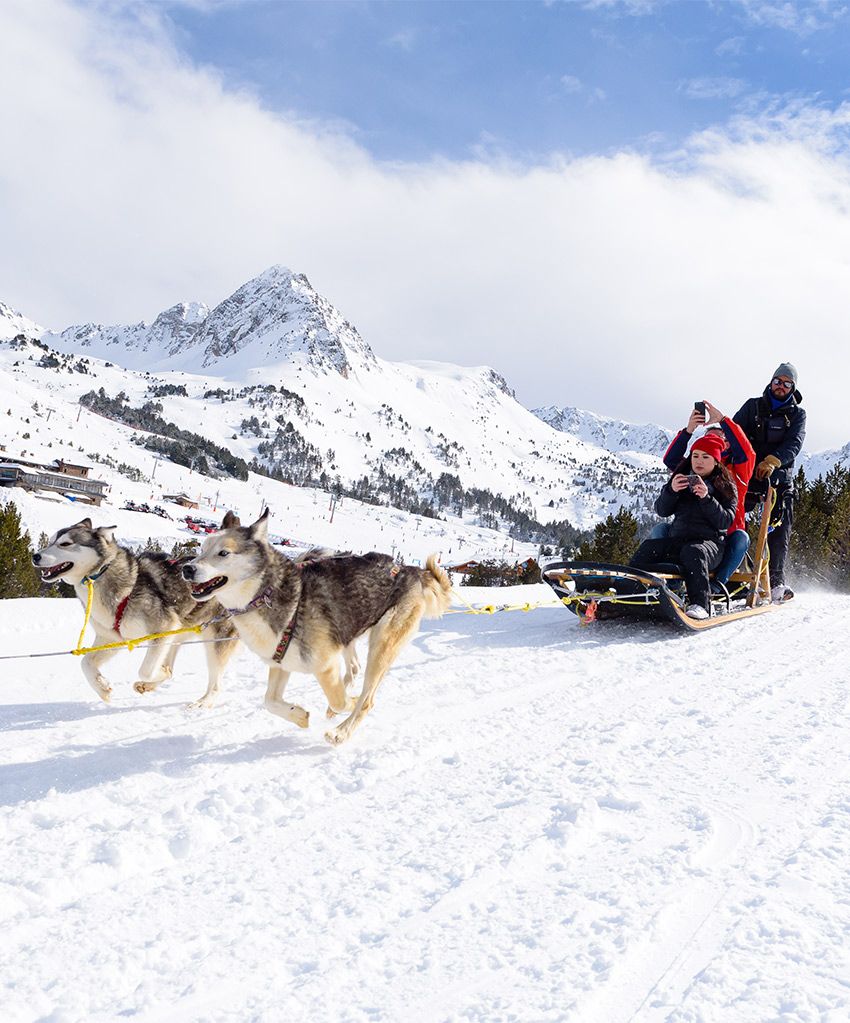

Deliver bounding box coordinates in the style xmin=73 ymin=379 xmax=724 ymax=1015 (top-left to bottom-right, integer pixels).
xmin=92 ymin=676 xmax=112 ymax=702
xmin=324 ymin=728 xmax=348 ymax=746
xmin=292 ymin=707 xmax=310 ymax=729
xmin=133 ymin=681 xmax=157 ymax=694
xmin=325 ymin=705 xmax=338 ymax=720
xmin=186 ymin=696 xmax=216 ymax=710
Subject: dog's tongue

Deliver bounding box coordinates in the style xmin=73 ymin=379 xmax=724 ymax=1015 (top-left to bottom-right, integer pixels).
xmin=192 ymin=578 xmax=220 ymax=595
xmin=43 ymin=562 xmax=71 ymax=579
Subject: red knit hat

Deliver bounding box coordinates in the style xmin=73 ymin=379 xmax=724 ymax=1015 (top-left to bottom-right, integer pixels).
xmin=691 ymin=432 xmax=725 ymax=462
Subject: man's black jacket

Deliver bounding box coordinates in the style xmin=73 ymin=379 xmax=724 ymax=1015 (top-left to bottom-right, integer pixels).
xmin=733 ymin=387 xmax=806 ymax=474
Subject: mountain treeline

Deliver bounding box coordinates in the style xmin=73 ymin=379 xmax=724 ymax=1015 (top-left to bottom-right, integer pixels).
xmin=80 ymin=389 xmax=251 ymax=480
xmin=78 ymin=388 xmax=587 ymax=550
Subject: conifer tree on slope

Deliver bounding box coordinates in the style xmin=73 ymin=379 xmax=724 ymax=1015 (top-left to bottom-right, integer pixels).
xmin=0 ymin=502 xmax=41 ymax=598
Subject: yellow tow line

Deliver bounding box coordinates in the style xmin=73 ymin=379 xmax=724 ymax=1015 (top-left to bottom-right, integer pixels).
xmin=71 ymin=579 xmax=204 ymax=656
xmin=447 ymin=588 xmax=562 ymax=616
xmin=75 ymin=583 xmax=563 ymax=654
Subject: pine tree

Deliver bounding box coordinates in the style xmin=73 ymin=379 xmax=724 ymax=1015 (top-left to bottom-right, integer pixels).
xmin=788 ymin=463 xmax=850 ymax=591
xmin=825 ymin=487 xmax=850 ymax=586
xmin=0 ymin=502 xmax=41 ymax=598
xmin=577 ymin=507 xmax=638 ymax=564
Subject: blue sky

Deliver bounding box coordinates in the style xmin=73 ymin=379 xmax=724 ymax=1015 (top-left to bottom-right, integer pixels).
xmin=3 ymin=0 xmax=850 ymax=448
xmin=163 ymin=0 xmax=850 ymax=162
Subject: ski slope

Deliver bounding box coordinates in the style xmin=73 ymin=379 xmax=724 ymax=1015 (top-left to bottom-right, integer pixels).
xmin=1 ymin=590 xmax=849 ymax=1022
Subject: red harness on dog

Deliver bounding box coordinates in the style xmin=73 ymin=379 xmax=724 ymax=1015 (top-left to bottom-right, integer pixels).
xmin=113 ymin=595 xmax=130 ymax=636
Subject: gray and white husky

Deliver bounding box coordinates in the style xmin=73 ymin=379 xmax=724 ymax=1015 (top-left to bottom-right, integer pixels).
xmin=33 ymin=519 xmax=239 ymax=706
xmin=183 ymin=510 xmax=453 ymax=745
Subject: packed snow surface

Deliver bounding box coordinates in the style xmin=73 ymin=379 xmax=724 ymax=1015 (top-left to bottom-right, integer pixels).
xmin=2 ymin=591 xmax=849 ymax=1021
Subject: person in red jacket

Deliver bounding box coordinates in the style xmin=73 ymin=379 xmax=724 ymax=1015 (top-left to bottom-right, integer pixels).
xmin=660 ymin=400 xmax=755 ymax=586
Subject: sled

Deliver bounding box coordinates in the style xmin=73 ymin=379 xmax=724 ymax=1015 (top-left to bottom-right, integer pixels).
xmin=542 ymin=487 xmax=781 ymax=632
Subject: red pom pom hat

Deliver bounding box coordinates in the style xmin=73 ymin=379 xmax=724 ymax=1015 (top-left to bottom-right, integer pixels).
xmin=690 ymin=432 xmax=726 ymax=462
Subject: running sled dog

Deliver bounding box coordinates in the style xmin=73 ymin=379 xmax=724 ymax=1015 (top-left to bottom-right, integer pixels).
xmin=183 ymin=510 xmax=453 ymax=745
xmin=33 ymin=519 xmax=238 ymax=705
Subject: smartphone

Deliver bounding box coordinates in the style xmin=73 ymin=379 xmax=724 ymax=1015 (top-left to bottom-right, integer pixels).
xmin=694 ymin=401 xmax=707 ymax=419
xmin=687 ymin=473 xmax=701 ymax=488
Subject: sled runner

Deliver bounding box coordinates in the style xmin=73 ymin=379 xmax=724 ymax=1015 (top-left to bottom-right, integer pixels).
xmin=542 ymin=488 xmax=781 ymax=632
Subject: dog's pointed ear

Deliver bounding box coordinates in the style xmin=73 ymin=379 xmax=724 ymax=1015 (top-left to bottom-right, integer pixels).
xmin=221 ymin=510 xmax=241 ymax=529
xmin=97 ymin=525 xmax=117 ymax=543
xmin=249 ymin=507 xmax=270 ymax=540
xmin=78 ymin=517 xmax=93 ymax=529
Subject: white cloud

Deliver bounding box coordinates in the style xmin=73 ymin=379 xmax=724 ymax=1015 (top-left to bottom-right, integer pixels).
xmin=736 ymin=0 xmax=849 ymax=36
xmin=1 ymin=0 xmax=849 ymax=449
xmin=560 ymin=74 xmax=606 ymax=104
xmin=681 ymin=76 xmax=748 ymax=100
xmin=580 ymin=0 xmax=660 ymax=14
xmin=385 ymin=28 xmax=417 ymax=51
xmin=715 ymin=35 xmax=746 ymax=58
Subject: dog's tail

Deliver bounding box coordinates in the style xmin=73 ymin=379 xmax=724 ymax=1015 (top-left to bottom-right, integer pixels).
xmin=421 ymin=554 xmax=453 ymax=618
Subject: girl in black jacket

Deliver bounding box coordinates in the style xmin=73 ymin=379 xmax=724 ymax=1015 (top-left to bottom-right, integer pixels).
xmin=630 ymin=432 xmax=737 ymax=619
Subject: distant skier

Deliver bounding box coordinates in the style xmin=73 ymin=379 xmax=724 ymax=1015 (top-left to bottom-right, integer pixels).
xmin=733 ymin=363 xmax=805 ymax=602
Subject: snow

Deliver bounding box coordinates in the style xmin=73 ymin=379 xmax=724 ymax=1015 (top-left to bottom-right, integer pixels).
xmin=2 ymin=591 xmax=849 ymax=1021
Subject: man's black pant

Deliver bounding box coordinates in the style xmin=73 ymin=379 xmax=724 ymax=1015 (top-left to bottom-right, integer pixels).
xmin=746 ymin=485 xmax=793 ymax=588
xmin=630 ymin=536 xmax=723 ymax=612
xmin=767 ymin=490 xmax=793 ymax=588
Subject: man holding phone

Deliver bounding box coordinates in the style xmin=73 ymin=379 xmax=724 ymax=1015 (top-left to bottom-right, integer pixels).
xmin=733 ymin=363 xmax=806 ymax=601
xmin=660 ymin=399 xmax=755 ymax=587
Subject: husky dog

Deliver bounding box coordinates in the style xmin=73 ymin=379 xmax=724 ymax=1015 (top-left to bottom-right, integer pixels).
xmin=33 ymin=519 xmax=238 ymax=706
xmin=183 ymin=510 xmax=453 ymax=745
xmin=293 ymin=546 xmax=360 ymax=689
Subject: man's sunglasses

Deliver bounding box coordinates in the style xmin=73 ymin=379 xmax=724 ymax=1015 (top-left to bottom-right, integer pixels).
xmin=772 ymin=377 xmax=794 ymax=389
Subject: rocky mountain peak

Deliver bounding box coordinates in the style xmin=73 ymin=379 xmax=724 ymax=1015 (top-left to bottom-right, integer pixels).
xmin=534 ymin=404 xmax=674 ymax=456
xmin=0 ymin=302 xmax=45 ymax=341
xmin=195 ymin=265 xmax=377 ymax=376
xmin=148 ymin=301 xmax=210 ymax=356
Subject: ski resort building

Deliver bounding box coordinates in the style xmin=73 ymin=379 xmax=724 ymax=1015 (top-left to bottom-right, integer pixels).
xmin=161 ymin=492 xmax=199 ymax=509
xmin=0 ymin=457 xmax=108 ymax=505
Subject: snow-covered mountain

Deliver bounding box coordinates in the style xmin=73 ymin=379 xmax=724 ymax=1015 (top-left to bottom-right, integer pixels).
xmin=43 ymin=267 xmax=377 ymax=378
xmin=801 ymin=442 xmax=850 ymax=481
xmin=0 ymin=302 xmax=44 ymax=341
xmin=2 ymin=266 xmax=846 ymax=556
xmin=46 ymin=301 xmax=210 ymax=368
xmin=533 ymin=404 xmax=675 ymax=458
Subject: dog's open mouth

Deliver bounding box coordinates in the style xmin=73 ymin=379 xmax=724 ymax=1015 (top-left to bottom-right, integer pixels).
xmin=190 ymin=576 xmax=227 ymax=598
xmin=39 ymin=562 xmax=73 ymax=580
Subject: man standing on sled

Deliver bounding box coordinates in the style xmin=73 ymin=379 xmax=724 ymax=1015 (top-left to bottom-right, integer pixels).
xmin=733 ymin=362 xmax=806 ymax=602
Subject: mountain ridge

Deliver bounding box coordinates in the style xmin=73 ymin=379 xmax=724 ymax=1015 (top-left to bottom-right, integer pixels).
xmin=2 ymin=269 xmax=845 ymax=540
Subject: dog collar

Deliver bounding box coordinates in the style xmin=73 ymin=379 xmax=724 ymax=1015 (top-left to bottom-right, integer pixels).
xmin=82 ymin=564 xmax=110 ymax=584
xmin=225 ymin=587 xmax=274 ymax=616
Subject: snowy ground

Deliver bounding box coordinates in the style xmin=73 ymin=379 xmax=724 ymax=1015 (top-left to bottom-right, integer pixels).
xmin=1 ymin=590 xmax=850 ymax=1022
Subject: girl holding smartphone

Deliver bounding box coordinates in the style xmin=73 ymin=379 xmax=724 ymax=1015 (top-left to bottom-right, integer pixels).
xmin=629 ymin=433 xmax=737 ymax=620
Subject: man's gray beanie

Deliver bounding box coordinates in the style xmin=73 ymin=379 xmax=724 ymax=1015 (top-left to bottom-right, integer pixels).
xmin=773 ymin=362 xmax=798 ymax=385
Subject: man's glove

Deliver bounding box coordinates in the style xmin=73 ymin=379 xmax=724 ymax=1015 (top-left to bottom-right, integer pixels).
xmin=755 ymin=454 xmax=781 ymax=481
